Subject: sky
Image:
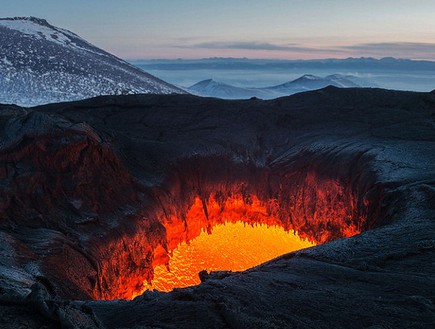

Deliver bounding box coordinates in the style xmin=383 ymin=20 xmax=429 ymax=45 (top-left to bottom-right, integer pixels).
xmin=2 ymin=0 xmax=435 ymax=60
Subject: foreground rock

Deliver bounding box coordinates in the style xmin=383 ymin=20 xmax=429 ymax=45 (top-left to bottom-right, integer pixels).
xmin=0 ymin=87 xmax=434 ymax=328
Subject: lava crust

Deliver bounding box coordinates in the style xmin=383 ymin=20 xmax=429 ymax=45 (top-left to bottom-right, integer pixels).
xmin=0 ymin=87 xmax=434 ymax=328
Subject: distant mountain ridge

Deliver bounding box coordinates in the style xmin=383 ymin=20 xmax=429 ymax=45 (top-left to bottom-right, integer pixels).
xmin=188 ymin=79 xmax=276 ymax=99
xmin=0 ymin=17 xmax=185 ymax=106
xmin=188 ymin=74 xmax=370 ymax=99
xmin=135 ymin=57 xmax=435 ymax=93
xmin=135 ymin=56 xmax=435 ymax=71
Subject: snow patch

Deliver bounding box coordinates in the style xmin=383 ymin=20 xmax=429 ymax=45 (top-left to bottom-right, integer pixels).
xmin=0 ymin=19 xmax=72 ymax=47
xmin=0 ymin=17 xmax=184 ymax=106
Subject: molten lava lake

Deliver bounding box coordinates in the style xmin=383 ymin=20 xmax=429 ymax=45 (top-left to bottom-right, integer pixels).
xmin=123 ymin=187 xmax=364 ymax=299
xmin=144 ymin=221 xmax=315 ymax=293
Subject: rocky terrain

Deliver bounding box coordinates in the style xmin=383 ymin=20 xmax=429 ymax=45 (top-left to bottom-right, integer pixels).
xmin=0 ymin=87 xmax=434 ymax=328
xmin=0 ymin=17 xmax=185 ymax=107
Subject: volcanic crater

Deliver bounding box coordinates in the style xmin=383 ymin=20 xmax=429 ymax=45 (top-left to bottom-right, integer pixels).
xmin=0 ymin=87 xmax=434 ymax=328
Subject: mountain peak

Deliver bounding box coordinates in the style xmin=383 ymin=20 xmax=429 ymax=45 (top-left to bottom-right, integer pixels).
xmin=0 ymin=16 xmax=51 ymax=26
xmin=264 ymin=74 xmax=362 ymax=94
xmin=0 ymin=17 xmax=184 ymax=106
xmin=0 ymin=16 xmax=76 ymax=47
xmin=201 ymin=78 xmax=215 ymax=84
xmin=187 ymin=72 xmax=369 ymax=100
xmin=189 ymin=79 xmax=218 ymax=88
xmin=292 ymin=74 xmax=322 ymax=83
xmin=301 ymin=74 xmax=320 ymax=79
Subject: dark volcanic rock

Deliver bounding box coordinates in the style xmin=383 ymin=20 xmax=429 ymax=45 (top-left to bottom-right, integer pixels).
xmin=0 ymin=87 xmax=434 ymax=328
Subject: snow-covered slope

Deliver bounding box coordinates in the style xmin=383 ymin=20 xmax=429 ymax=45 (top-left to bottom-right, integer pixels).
xmin=187 ymin=74 xmax=367 ymax=100
xmin=0 ymin=17 xmax=185 ymax=106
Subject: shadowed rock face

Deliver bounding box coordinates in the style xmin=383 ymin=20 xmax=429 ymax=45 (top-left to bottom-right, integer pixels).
xmin=0 ymin=87 xmax=434 ymax=328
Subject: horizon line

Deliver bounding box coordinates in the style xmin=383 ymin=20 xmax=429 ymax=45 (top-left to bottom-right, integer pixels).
xmin=127 ymin=56 xmax=435 ymax=63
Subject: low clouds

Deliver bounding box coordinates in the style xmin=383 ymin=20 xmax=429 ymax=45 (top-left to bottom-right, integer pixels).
xmin=178 ymin=40 xmax=435 ymax=60
xmin=185 ymin=41 xmax=327 ymax=53
xmin=341 ymin=42 xmax=435 ymax=59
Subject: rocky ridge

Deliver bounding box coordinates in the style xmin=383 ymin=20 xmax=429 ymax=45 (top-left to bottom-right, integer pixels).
xmin=0 ymin=87 xmax=434 ymax=328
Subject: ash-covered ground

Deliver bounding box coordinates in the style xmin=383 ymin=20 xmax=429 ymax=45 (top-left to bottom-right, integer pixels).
xmin=0 ymin=87 xmax=434 ymax=328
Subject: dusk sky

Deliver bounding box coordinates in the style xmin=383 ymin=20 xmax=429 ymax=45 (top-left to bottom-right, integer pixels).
xmin=3 ymin=0 xmax=435 ymax=60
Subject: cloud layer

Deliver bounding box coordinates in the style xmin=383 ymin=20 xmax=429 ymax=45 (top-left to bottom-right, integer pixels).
xmin=341 ymin=42 xmax=435 ymax=59
xmin=184 ymin=41 xmax=328 ymax=53
xmin=178 ymin=41 xmax=435 ymax=60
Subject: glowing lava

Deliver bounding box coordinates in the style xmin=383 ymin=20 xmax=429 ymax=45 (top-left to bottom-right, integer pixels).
xmin=122 ymin=187 xmax=364 ymax=299
xmin=146 ymin=222 xmax=315 ymax=292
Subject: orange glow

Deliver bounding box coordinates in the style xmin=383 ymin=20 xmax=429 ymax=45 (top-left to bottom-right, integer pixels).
xmin=146 ymin=221 xmax=314 ymax=292
xmin=113 ymin=184 xmax=365 ymax=300
xmin=161 ymin=194 xmax=285 ymax=254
